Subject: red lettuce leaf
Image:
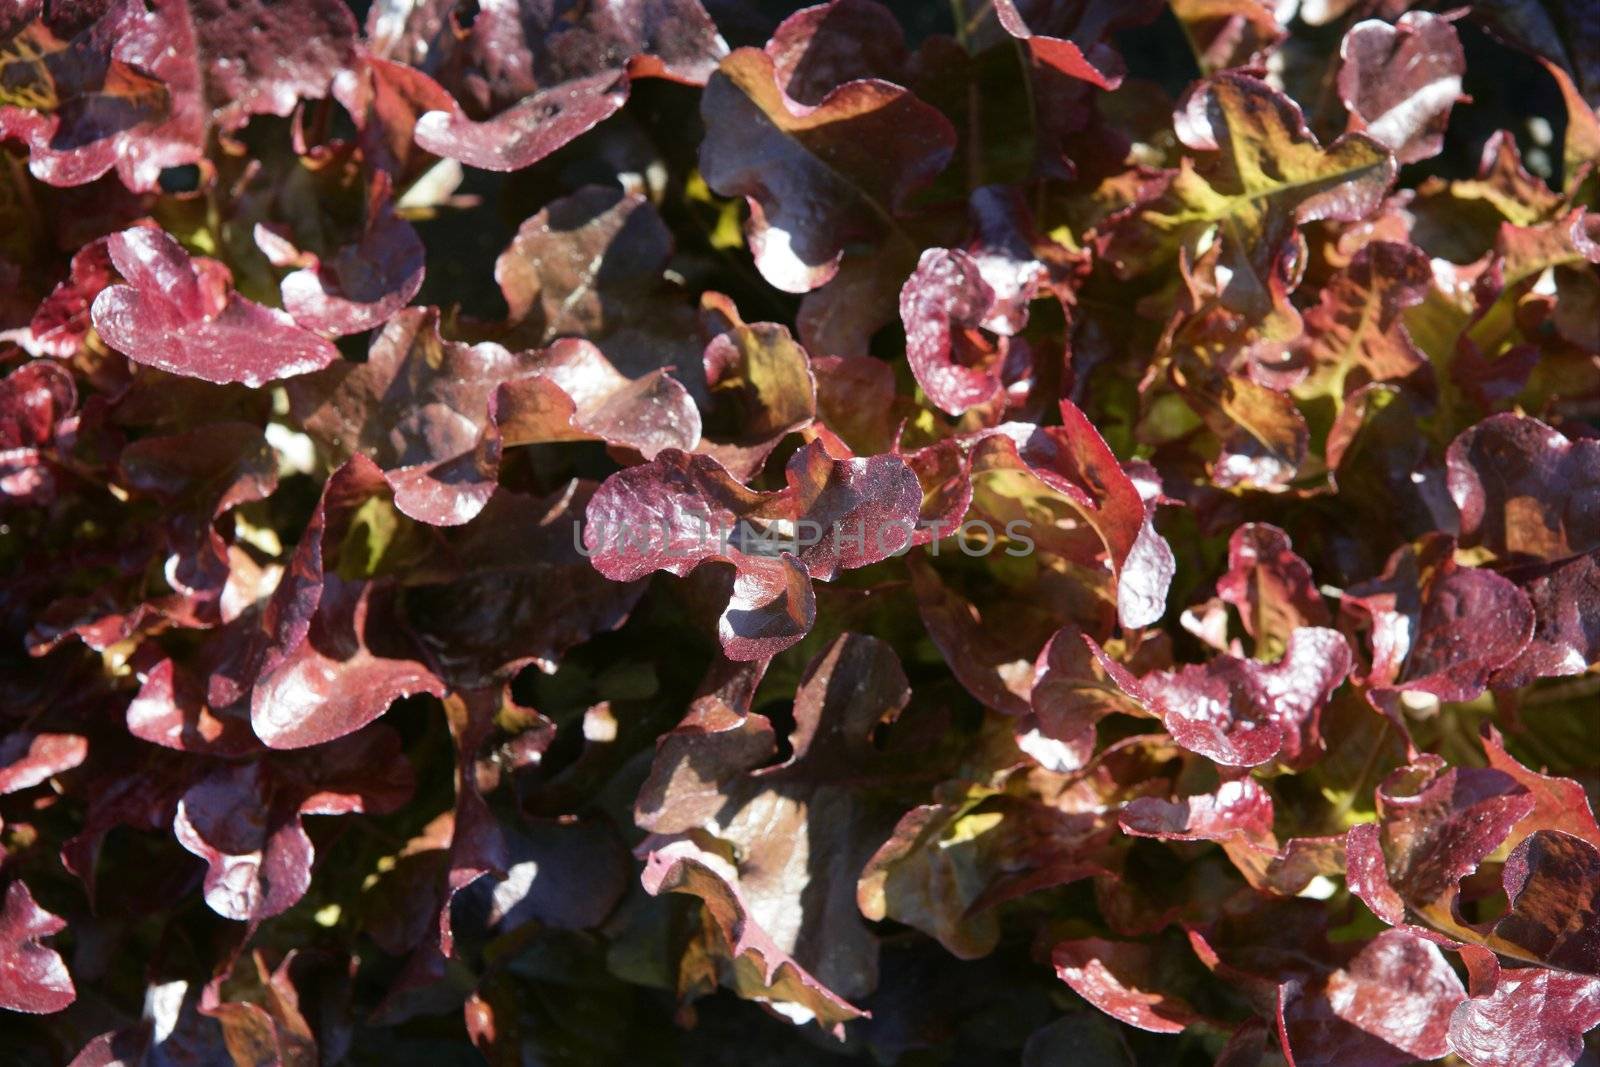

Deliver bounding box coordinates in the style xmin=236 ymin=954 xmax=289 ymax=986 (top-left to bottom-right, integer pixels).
xmin=638 ymin=634 xmax=912 ymax=1021
xmin=1215 ymin=523 xmax=1330 ymax=659
xmin=91 ymin=226 xmax=339 ymax=387
xmin=289 ymin=307 xmax=700 ymax=526
xmin=1123 ymin=627 xmax=1353 ymax=768
xmin=1341 ymin=534 xmax=1535 ymax=712
xmin=408 ymin=0 xmax=725 ymax=172
xmin=0 ymin=880 xmax=75 ymax=1014
xmin=1276 ymin=929 xmax=1465 ymax=1066
xmin=1338 ymin=13 xmax=1466 ymax=165
xmin=1051 ymin=937 xmax=1200 ymax=1034
xmin=698 ymin=47 xmax=954 ymax=293
xmin=1447 ymin=966 xmax=1600 ymax=1067
xmin=586 ymin=444 xmax=921 ymax=658
xmin=1448 ymin=413 xmax=1600 ymax=562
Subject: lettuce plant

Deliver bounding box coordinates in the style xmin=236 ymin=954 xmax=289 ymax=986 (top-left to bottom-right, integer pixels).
xmin=1 ymin=0 xmax=1598 ymax=1063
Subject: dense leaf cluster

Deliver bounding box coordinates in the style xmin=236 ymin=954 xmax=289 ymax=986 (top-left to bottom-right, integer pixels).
xmin=1 ymin=0 xmax=1598 ymax=1063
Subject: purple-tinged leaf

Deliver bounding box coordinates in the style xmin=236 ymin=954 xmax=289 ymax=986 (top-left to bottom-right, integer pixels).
xmin=1447 ymin=967 xmax=1600 ymax=1067
xmin=1051 ymin=938 xmax=1200 ymax=1033
xmin=1338 ymin=13 xmax=1466 ymax=164
xmin=1277 ymin=929 xmax=1465 ymax=1066
xmin=971 ymin=402 xmax=1174 ymax=629
xmin=28 ymin=238 xmax=115 ymax=358
xmin=1117 ymin=73 xmax=1395 ymax=331
xmin=1216 ymin=523 xmax=1330 ymax=659
xmin=1119 ymin=777 xmax=1275 ymax=842
xmin=1356 ymin=756 xmax=1535 ymax=936
xmin=0 ymin=881 xmax=75 ymax=1014
xmin=641 ymin=837 xmax=865 ymax=1034
xmin=174 ymin=0 xmax=357 ymax=133
xmin=1342 ymin=534 xmax=1535 ymax=711
xmin=91 ymin=227 xmax=338 ymax=387
xmin=250 ymin=456 xmax=445 ymax=749
xmin=1482 ymin=726 xmax=1600 ymax=852
xmin=172 ymin=761 xmax=314 ymax=923
xmin=900 ymin=248 xmax=1007 ymax=416
xmin=290 ymin=307 xmax=699 ymax=526
xmin=1493 ymin=831 xmax=1600 ymax=976
xmin=0 ymin=731 xmax=87 ymax=794
xmin=264 ymin=185 xmax=425 ymax=337
xmin=766 ymin=0 xmax=909 ymax=105
xmin=0 ymin=1 xmax=185 ymax=191
xmin=495 ymin=184 xmax=675 ymax=334
xmin=409 ymin=0 xmax=725 ymax=171
xmin=1489 ymin=551 xmax=1600 ymax=686
xmin=697 ymin=297 xmax=817 ymax=479
xmin=412 ymin=72 xmax=630 ymax=173
xmin=1296 ymin=241 xmax=1434 ymax=397
xmin=0 ymin=360 xmax=76 ymax=507
xmin=1130 ymin=628 xmax=1353 ymax=768
xmin=698 ymin=47 xmax=955 ymax=293
xmin=1447 ymin=413 xmax=1600 ymax=561
xmin=1346 ymin=822 xmax=1407 ymax=925
xmin=403 ymin=483 xmax=646 ymax=688
xmin=174 ymin=726 xmax=414 ymax=922
xmin=991 ymin=0 xmax=1152 ymax=90
xmin=639 ymin=634 xmax=910 ymax=1005
xmin=587 ymin=444 xmax=920 ymax=658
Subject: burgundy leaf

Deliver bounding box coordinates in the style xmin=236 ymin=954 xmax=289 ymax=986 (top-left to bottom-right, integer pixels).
xmin=495 ymin=184 xmax=675 ymax=335
xmin=1338 ymin=13 xmax=1466 ymax=164
xmin=0 ymin=881 xmax=75 ymax=1014
xmin=1296 ymin=241 xmax=1434 ymax=396
xmin=900 ymin=248 xmax=1007 ymax=416
xmin=698 ymin=47 xmax=955 ymax=293
xmin=1489 ymin=551 xmax=1600 ymax=686
xmin=0 ymin=1 xmax=186 ymax=191
xmin=638 ymin=634 xmax=911 ymax=1008
xmin=172 ymin=761 xmax=315 ymax=923
xmin=0 ymin=731 xmax=87 ymax=794
xmin=586 ymin=444 xmax=921 ymax=658
xmin=403 ymin=483 xmax=647 ymax=688
xmin=1131 ymin=628 xmax=1353 ymax=768
xmin=1051 ymin=938 xmax=1200 ymax=1034
xmin=1216 ymin=523 xmax=1330 ymax=658
xmin=1448 ymin=413 xmax=1600 ymax=562
xmin=250 ymin=456 xmax=445 ymax=749
xmin=991 ymin=0 xmax=1153 ymax=90
xmin=174 ymin=727 xmax=414 ymax=922
xmin=641 ymin=837 xmax=865 ymax=1034
xmin=1346 ymin=822 xmax=1406 ymax=925
xmin=91 ymin=227 xmax=339 ymax=387
xmin=1493 ymin=831 xmax=1600 ymax=976
xmin=267 ymin=187 xmax=425 ymax=337
xmin=0 ymin=360 xmax=76 ymax=507
xmin=1481 ymin=726 xmax=1600 ymax=851
xmin=290 ymin=307 xmax=699 ymax=526
xmin=1119 ymin=777 xmax=1275 ymax=843
xmin=697 ymin=297 xmax=817 ymax=479
xmin=1342 ymin=534 xmax=1535 ymax=710
xmin=28 ymin=238 xmax=115 ymax=357
xmin=766 ymin=0 xmax=909 ymax=105
xmin=1364 ymin=756 xmax=1535 ymax=922
xmin=970 ymin=402 xmax=1174 ymax=629
xmin=1277 ymin=929 xmax=1465 ymax=1066
xmin=1448 ymin=967 xmax=1600 ymax=1067
xmin=409 ymin=0 xmax=725 ymax=171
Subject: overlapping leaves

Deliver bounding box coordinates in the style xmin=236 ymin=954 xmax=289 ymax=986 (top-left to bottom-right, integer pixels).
xmin=1 ymin=1 xmax=1598 ymax=1064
